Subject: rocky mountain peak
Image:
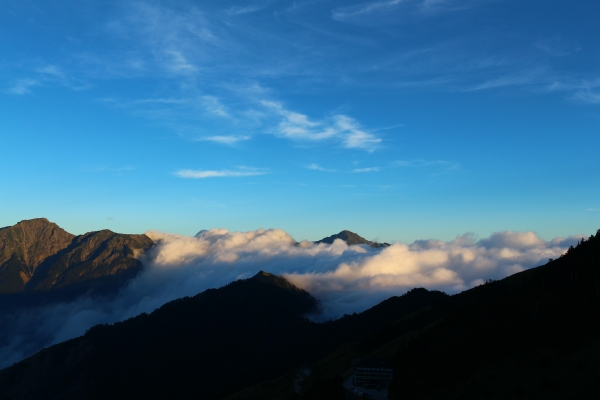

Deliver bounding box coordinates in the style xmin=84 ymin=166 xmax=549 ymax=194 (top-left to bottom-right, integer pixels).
xmin=315 ymin=230 xmax=390 ymax=248
xmin=0 ymin=218 xmax=75 ymax=288
xmin=0 ymin=218 xmax=154 ymax=296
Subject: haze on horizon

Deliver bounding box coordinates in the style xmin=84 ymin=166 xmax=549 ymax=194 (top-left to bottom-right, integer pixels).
xmin=1 ymin=0 xmax=599 ymax=243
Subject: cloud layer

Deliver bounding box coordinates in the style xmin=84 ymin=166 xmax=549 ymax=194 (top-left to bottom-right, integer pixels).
xmin=0 ymin=228 xmax=583 ymax=369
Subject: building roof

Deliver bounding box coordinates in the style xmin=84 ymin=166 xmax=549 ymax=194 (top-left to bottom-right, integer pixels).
xmin=355 ymin=356 xmax=392 ymax=370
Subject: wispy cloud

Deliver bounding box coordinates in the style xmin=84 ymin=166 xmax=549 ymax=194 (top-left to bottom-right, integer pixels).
xmin=103 ymin=3 xmax=220 ymax=77
xmin=261 ymin=101 xmax=381 ymax=151
xmin=335 ymin=115 xmax=381 ymax=150
xmin=332 ymin=0 xmax=402 ymax=21
xmin=175 ymin=167 xmax=267 ymax=179
xmin=332 ymin=0 xmax=467 ymax=22
xmin=196 ymin=135 xmax=251 ymax=145
xmin=225 ymin=4 xmax=265 ymax=15
xmin=466 ymin=69 xmax=547 ymax=92
xmin=201 ymin=96 xmax=229 ymax=117
xmin=84 ymin=166 xmax=136 ymax=173
xmin=37 ymin=65 xmax=67 ymax=80
xmin=307 ymin=164 xmax=336 ymax=172
xmin=353 ymin=167 xmax=379 ymax=173
xmin=37 ymin=64 xmax=90 ymax=91
xmin=261 ymin=100 xmax=337 ymax=140
xmin=535 ymin=37 xmax=581 ymax=57
xmin=6 ymin=79 xmax=39 ymax=95
xmin=134 ymin=98 xmax=190 ymax=105
xmin=573 ymin=90 xmax=600 ymax=104
xmin=130 ymin=95 xmax=230 ymax=120
xmin=162 ymin=49 xmax=197 ymax=74
xmin=394 ymin=159 xmax=460 ymax=174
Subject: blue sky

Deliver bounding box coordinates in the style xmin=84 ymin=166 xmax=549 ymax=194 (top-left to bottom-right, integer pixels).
xmin=1 ymin=0 xmax=599 ymax=243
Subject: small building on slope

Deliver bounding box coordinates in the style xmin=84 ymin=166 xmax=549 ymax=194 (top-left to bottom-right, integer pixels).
xmin=353 ymin=356 xmax=393 ymax=389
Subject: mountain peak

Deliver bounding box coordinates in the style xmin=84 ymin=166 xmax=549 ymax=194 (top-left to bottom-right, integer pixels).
xmin=315 ymin=230 xmax=389 ymax=248
xmin=4 ymin=217 xmax=56 ymax=231
xmin=0 ymin=218 xmax=153 ymax=297
xmin=250 ymin=270 xmax=302 ymax=292
xmin=0 ymin=218 xmax=75 ymax=292
xmin=252 ymin=270 xmax=275 ymax=279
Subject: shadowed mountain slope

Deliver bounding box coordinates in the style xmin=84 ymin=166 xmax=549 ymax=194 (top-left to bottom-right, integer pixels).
xmin=315 ymin=230 xmax=389 ymax=248
xmin=0 ymin=219 xmax=154 ymax=307
xmin=223 ymin=230 xmax=600 ymax=400
xmin=0 ymin=273 xmax=446 ymax=400
xmin=0 ymin=272 xmax=319 ymax=400
xmin=386 ymin=231 xmax=600 ymax=399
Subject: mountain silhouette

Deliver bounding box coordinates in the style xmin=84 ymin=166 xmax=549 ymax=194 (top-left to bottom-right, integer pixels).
xmin=225 ymin=230 xmax=600 ymax=400
xmin=315 ymin=230 xmax=389 ymax=248
xmin=3 ymin=221 xmax=599 ymax=399
xmin=0 ymin=272 xmax=445 ymax=400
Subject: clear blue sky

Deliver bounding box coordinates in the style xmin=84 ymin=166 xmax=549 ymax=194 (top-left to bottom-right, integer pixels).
xmin=1 ymin=0 xmax=599 ymax=243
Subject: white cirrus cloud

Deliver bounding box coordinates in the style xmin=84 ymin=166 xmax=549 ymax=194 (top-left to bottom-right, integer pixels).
xmin=332 ymin=0 xmax=402 ymax=21
xmin=37 ymin=65 xmax=67 ymax=80
xmin=225 ymin=4 xmax=265 ymax=15
xmin=353 ymin=167 xmax=380 ymax=173
xmin=6 ymin=79 xmax=40 ymax=95
xmin=307 ymin=164 xmax=336 ymax=172
xmin=261 ymin=101 xmax=381 ymax=151
xmin=201 ymin=95 xmax=229 ymax=117
xmin=175 ymin=168 xmax=266 ymax=179
xmin=196 ymin=135 xmax=251 ymax=145
xmin=394 ymin=159 xmax=460 ymax=172
xmin=573 ymin=90 xmax=600 ymax=104
xmin=331 ymin=0 xmax=461 ymax=21
xmin=535 ymin=37 xmax=581 ymax=57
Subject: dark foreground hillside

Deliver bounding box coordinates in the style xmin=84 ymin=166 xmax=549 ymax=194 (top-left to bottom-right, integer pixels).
xmin=225 ymin=230 xmax=600 ymax=400
xmin=0 ymin=271 xmax=446 ymax=400
xmin=3 ymin=228 xmax=599 ymax=400
xmin=388 ymin=231 xmax=600 ymax=399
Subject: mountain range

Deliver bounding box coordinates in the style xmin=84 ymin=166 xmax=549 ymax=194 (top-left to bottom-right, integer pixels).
xmin=0 ymin=218 xmax=153 ymax=308
xmin=1 ymin=219 xmax=599 ymax=399
xmin=0 ymin=220 xmax=382 ymax=310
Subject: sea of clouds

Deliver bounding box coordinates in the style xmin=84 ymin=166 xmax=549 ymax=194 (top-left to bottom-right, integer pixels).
xmin=0 ymin=228 xmax=583 ymax=369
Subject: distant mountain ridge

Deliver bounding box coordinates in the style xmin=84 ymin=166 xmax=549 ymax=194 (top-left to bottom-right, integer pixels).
xmin=0 ymin=218 xmax=154 ymax=302
xmin=315 ymin=230 xmax=390 ymax=248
